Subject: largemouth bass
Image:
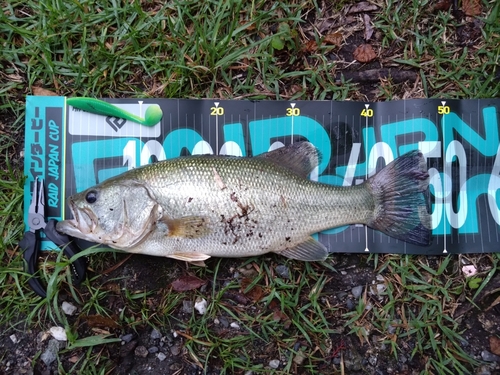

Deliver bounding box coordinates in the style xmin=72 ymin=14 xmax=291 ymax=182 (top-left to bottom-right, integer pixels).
xmin=57 ymin=142 xmax=431 ymax=264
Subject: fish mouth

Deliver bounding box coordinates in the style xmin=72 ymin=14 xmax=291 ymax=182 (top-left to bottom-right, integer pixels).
xmin=56 ymin=199 xmax=98 ymax=238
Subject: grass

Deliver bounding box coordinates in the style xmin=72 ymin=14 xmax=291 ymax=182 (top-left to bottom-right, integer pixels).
xmin=374 ymin=0 xmax=500 ymax=99
xmin=175 ymin=259 xmax=339 ymax=373
xmin=343 ymin=254 xmax=488 ymax=374
xmin=1 ymin=0 xmax=500 ymax=374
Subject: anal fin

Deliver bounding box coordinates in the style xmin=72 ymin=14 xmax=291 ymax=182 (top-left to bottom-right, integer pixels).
xmin=168 ymin=252 xmax=211 ymax=266
xmin=278 ymin=237 xmax=328 ymax=261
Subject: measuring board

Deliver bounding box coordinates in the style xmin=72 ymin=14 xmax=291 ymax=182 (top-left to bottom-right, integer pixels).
xmin=24 ymin=96 xmax=500 ymax=255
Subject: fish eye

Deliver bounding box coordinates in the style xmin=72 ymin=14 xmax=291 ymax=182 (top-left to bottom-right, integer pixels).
xmin=85 ymin=190 xmax=98 ymax=204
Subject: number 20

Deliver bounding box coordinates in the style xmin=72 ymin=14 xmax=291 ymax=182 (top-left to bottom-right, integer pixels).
xmin=210 ymin=106 xmax=224 ymax=115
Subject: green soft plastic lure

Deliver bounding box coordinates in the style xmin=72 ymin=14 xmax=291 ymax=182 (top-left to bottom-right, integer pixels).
xmin=67 ymin=97 xmax=163 ymax=127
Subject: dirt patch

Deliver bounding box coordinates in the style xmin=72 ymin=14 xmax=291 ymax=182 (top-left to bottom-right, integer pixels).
xmin=1 ymin=253 xmax=498 ymax=374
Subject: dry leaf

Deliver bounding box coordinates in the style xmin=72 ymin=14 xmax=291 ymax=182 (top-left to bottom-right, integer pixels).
xmin=272 ymin=309 xmax=291 ymax=329
xmin=240 ymin=21 xmax=256 ymax=31
xmin=363 ymin=14 xmax=374 ymax=41
xmin=32 ymin=86 xmax=57 ymax=96
xmin=240 ymin=278 xmax=264 ymax=302
xmin=346 ymin=1 xmax=378 ymax=14
xmin=171 ymin=275 xmax=206 ymax=292
xmin=272 ymin=309 xmax=288 ymax=322
xmin=353 ymin=44 xmax=377 ymax=63
xmin=303 ymin=39 xmax=318 ymax=52
xmin=247 ymin=286 xmax=264 ymax=302
xmin=324 ymin=33 xmax=342 ymax=47
xmin=287 ymin=85 xmax=304 ymax=96
xmin=304 ymin=33 xmax=342 ymax=53
xmin=432 ymin=0 xmax=452 ymax=12
xmin=5 ymin=73 xmax=23 ymax=83
xmin=240 ymin=277 xmax=252 ymax=291
xmin=463 ymin=0 xmax=481 ymax=16
xmin=101 ymin=282 xmax=121 ymax=293
xmin=91 ymin=327 xmax=112 ymax=335
xmin=224 ymin=291 xmax=250 ymax=305
xmin=84 ymin=315 xmax=121 ymax=329
xmin=490 ymin=336 xmax=500 ymax=356
xmin=68 ymin=355 xmax=80 ymax=364
xmin=287 ymin=84 xmax=303 ymax=97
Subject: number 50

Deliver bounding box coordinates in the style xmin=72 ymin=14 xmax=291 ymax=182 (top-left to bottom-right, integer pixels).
xmin=438 ymin=105 xmax=450 ymax=115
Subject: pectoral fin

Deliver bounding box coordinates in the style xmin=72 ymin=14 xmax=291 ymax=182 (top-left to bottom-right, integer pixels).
xmin=160 ymin=216 xmax=210 ymax=239
xmin=168 ymin=252 xmax=211 ymax=266
xmin=278 ymin=237 xmax=328 ymax=261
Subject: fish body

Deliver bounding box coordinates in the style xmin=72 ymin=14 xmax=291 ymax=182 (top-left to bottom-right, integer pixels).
xmin=57 ymin=142 xmax=431 ymax=263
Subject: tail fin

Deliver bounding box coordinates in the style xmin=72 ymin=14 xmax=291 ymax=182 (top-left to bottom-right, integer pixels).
xmin=366 ymin=151 xmax=432 ymax=246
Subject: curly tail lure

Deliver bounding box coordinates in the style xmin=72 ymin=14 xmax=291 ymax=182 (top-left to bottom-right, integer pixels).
xmin=67 ymin=97 xmax=163 ymax=127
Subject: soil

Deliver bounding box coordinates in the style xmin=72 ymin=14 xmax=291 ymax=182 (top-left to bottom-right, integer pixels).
xmin=1 ymin=254 xmax=499 ymax=375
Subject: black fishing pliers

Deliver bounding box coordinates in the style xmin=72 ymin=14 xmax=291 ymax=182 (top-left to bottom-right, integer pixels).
xmin=19 ymin=178 xmax=87 ymax=297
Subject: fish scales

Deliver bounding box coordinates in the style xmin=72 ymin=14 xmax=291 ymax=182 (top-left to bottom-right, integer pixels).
xmin=126 ymin=156 xmax=374 ymax=258
xmin=57 ymin=142 xmax=432 ymax=263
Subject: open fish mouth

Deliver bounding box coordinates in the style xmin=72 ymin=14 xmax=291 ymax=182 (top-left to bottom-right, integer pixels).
xmin=57 ymin=199 xmax=98 ymax=237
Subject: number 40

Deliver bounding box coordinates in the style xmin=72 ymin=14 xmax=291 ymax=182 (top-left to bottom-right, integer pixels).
xmin=361 ymin=108 xmax=373 ymax=117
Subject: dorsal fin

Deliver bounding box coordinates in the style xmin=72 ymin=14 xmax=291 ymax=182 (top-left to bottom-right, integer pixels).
xmin=257 ymin=142 xmax=320 ymax=178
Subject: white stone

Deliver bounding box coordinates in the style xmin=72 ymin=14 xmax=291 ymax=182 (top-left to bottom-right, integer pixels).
xmin=49 ymin=326 xmax=67 ymax=341
xmin=269 ymin=359 xmax=280 ymax=369
xmin=62 ymin=301 xmax=77 ymax=315
xmin=194 ymin=298 xmax=208 ymax=315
